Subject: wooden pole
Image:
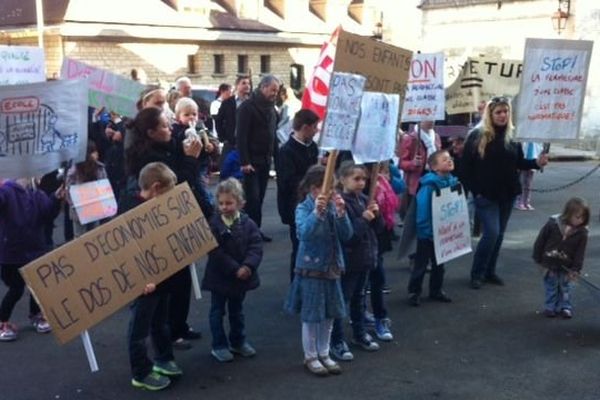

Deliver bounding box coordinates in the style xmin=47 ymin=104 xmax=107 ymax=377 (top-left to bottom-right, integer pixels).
xmin=321 ymin=150 xmax=339 ymax=198
xmin=367 ymin=162 xmax=380 ymax=203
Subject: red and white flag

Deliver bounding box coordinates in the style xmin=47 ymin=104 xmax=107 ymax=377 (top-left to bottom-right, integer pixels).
xmin=301 ymin=27 xmax=340 ymax=120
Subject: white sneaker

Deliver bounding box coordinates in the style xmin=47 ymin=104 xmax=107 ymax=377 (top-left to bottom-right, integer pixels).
xmin=319 ymin=356 xmax=341 ymax=375
xmin=31 ymin=314 xmax=52 ymax=333
xmin=0 ymin=322 xmax=17 ymax=341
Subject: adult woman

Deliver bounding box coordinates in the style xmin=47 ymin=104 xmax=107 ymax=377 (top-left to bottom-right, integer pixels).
xmin=462 ymin=97 xmax=548 ymax=289
xmin=121 ymin=107 xmax=205 ymax=349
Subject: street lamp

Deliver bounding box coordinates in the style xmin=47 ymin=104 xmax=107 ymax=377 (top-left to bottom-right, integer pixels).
xmin=551 ymin=0 xmax=570 ymax=35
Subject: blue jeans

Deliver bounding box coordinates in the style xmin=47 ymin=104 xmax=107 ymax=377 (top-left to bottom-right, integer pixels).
xmin=369 ymin=254 xmax=387 ymax=319
xmin=470 ymin=196 xmax=514 ymax=281
xmin=128 ymin=292 xmax=173 ymax=380
xmin=543 ymin=270 xmax=573 ymax=312
xmin=331 ymin=270 xmax=368 ymax=344
xmin=209 ymin=292 xmax=246 ymax=349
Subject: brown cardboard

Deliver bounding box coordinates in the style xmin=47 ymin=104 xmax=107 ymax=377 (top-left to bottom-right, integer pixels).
xmin=333 ymin=29 xmax=412 ymax=113
xmin=21 ymin=183 xmax=217 ymax=345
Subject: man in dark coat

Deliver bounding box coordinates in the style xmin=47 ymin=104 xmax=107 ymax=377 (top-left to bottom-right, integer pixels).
xmin=236 ymin=74 xmax=281 ymax=241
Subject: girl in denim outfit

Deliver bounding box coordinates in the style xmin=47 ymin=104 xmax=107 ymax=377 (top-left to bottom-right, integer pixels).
xmin=285 ymin=165 xmax=353 ymax=376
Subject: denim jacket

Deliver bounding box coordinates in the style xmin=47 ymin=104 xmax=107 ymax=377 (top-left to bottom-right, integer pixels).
xmin=295 ymin=194 xmax=353 ymax=273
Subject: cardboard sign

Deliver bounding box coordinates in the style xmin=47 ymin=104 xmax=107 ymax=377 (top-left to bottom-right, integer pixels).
xmin=21 ymin=183 xmax=217 ymax=344
xmin=0 ymin=45 xmax=45 ymax=85
xmin=69 ymin=179 xmax=118 ymax=225
xmin=353 ymin=92 xmax=399 ymax=163
xmin=333 ymin=30 xmax=412 ymax=114
xmin=515 ymin=38 xmax=593 ymax=141
xmin=0 ymin=80 xmax=87 ymax=178
xmin=61 ymin=58 xmax=145 ymax=118
xmin=320 ymin=72 xmax=365 ymax=150
xmin=432 ymin=186 xmax=471 ymax=264
xmin=402 ymin=52 xmax=445 ymax=122
xmin=445 ymin=57 xmax=523 ymax=115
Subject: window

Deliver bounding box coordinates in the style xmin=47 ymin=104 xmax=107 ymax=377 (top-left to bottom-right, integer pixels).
xmin=213 ymin=54 xmax=224 ymax=75
xmin=260 ymin=55 xmax=271 ymax=74
xmin=187 ymin=55 xmax=196 ymax=74
xmin=238 ymin=54 xmax=249 ymax=74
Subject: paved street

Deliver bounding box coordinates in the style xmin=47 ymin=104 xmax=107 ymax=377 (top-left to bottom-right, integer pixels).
xmin=2 ymin=161 xmax=600 ymax=400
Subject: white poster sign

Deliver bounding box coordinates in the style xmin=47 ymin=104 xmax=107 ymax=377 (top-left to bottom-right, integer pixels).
xmin=515 ymin=38 xmax=593 ymax=141
xmin=61 ymin=58 xmax=145 ymax=118
xmin=319 ymin=72 xmax=365 ymax=150
xmin=432 ymin=186 xmax=471 ymax=264
xmin=0 ymin=46 xmax=46 ymax=85
xmin=353 ymin=92 xmax=399 ymax=163
xmin=402 ymin=52 xmax=445 ymax=122
xmin=0 ymin=80 xmax=88 ymax=178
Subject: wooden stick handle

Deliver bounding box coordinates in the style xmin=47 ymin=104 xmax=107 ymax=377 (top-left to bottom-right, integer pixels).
xmin=321 ymin=150 xmax=339 ymax=198
xmin=367 ymin=162 xmax=380 ymax=203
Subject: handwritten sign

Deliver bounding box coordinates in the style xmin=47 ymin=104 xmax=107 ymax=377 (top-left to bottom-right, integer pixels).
xmin=0 ymin=80 xmax=87 ymax=178
xmin=333 ymin=29 xmax=412 ymax=114
xmin=0 ymin=45 xmax=45 ymax=85
xmin=69 ymin=179 xmax=118 ymax=225
xmin=432 ymin=186 xmax=471 ymax=264
xmin=445 ymin=57 xmax=523 ymax=115
xmin=353 ymin=92 xmax=399 ymax=163
xmin=21 ymin=183 xmax=217 ymax=344
xmin=60 ymin=58 xmax=145 ymax=118
xmin=515 ymin=38 xmax=593 ymax=141
xmin=319 ymin=72 xmax=365 ymax=150
xmin=402 ymin=52 xmax=445 ymax=122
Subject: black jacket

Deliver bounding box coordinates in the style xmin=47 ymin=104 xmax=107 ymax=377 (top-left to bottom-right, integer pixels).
xmin=341 ymin=192 xmax=383 ymax=272
xmin=275 ymin=135 xmax=319 ymax=225
xmin=533 ymin=216 xmax=588 ymax=272
xmin=461 ymin=128 xmax=538 ymax=202
xmin=236 ymin=90 xmax=277 ymax=166
xmin=202 ymin=212 xmax=263 ymax=297
xmin=215 ymin=96 xmax=237 ymax=145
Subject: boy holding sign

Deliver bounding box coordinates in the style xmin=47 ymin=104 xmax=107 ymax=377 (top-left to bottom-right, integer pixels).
xmin=128 ymin=162 xmax=182 ymax=391
xmin=407 ymin=150 xmax=458 ymax=306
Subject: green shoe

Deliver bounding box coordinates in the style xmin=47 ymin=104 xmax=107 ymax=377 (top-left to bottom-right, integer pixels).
xmin=131 ymin=371 xmax=171 ymax=391
xmin=153 ymin=361 xmax=183 ymax=376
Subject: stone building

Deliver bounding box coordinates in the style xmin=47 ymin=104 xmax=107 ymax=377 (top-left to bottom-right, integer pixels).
xmin=0 ymin=0 xmax=384 ymax=91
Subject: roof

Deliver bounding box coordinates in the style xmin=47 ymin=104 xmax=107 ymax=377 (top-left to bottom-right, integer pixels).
xmin=0 ymin=0 xmax=69 ymax=27
xmin=418 ymin=0 xmax=515 ymax=9
xmin=209 ymin=10 xmax=279 ymax=32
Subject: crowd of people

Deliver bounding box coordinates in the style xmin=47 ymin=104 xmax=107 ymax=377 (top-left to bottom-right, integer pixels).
xmin=0 ymin=73 xmax=592 ymax=390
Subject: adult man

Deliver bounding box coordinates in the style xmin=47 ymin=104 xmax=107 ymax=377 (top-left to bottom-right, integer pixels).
xmin=236 ymin=74 xmax=281 ymax=241
xmin=215 ymin=76 xmax=251 ymax=167
xmin=210 ymin=83 xmax=232 ymax=138
xmin=175 ymin=76 xmax=192 ymax=98
xmin=276 ymin=109 xmax=319 ymax=280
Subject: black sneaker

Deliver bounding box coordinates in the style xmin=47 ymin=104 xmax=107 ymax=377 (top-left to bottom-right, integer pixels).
xmin=484 ymin=274 xmax=505 ymax=286
xmin=429 ymin=292 xmax=452 ymax=303
xmin=470 ymin=279 xmax=483 ymax=289
xmin=181 ymin=328 xmax=202 ymax=340
xmin=408 ymin=293 xmax=421 ymax=306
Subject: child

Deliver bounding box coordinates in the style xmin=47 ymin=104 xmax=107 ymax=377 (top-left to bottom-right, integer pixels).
xmin=408 ymin=150 xmax=458 ymax=306
xmin=202 ymin=178 xmax=263 ymax=362
xmin=331 ymin=161 xmax=383 ymax=361
xmin=0 ymin=178 xmax=62 ymax=341
xmin=285 ymin=165 xmax=353 ymax=376
xmin=533 ymin=197 xmax=589 ymax=319
xmin=66 ymin=141 xmax=108 ymax=237
xmin=128 ymin=162 xmax=182 ymax=391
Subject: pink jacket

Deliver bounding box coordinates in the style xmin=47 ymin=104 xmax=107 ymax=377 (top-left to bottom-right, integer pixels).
xmin=397 ymin=131 xmax=441 ymax=196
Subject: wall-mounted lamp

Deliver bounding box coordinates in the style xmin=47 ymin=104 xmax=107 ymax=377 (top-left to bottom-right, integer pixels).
xmin=551 ymin=0 xmax=570 ymax=35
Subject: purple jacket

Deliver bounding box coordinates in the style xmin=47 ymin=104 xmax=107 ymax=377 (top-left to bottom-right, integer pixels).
xmin=0 ymin=181 xmax=60 ymax=264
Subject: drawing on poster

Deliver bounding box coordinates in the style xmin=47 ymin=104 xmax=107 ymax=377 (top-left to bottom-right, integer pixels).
xmin=353 ymin=92 xmax=399 ymax=163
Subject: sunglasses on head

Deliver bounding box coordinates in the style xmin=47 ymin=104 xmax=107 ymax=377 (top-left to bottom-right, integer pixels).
xmin=490 ymin=96 xmax=509 ymax=104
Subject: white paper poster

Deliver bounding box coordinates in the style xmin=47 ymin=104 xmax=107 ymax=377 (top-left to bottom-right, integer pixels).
xmin=0 ymin=45 xmax=46 ymax=85
xmin=61 ymin=58 xmax=145 ymax=118
xmin=319 ymin=72 xmax=366 ymax=150
xmin=432 ymin=186 xmax=471 ymax=264
xmin=353 ymin=92 xmax=399 ymax=163
xmin=402 ymin=52 xmax=445 ymax=122
xmin=0 ymin=80 xmax=88 ymax=178
xmin=515 ymin=38 xmax=593 ymax=141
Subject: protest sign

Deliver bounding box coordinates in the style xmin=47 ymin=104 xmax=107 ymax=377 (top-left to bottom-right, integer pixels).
xmin=0 ymin=80 xmax=87 ymax=178
xmin=353 ymin=92 xmax=399 ymax=163
xmin=319 ymin=72 xmax=365 ymax=150
xmin=69 ymin=179 xmax=118 ymax=225
xmin=61 ymin=58 xmax=145 ymax=118
xmin=432 ymin=186 xmax=471 ymax=264
xmin=401 ymin=52 xmax=445 ymax=122
xmin=515 ymin=38 xmax=593 ymax=141
xmin=445 ymin=57 xmax=523 ymax=114
xmin=0 ymin=45 xmax=45 ymax=85
xmin=333 ymin=29 xmax=412 ymax=114
xmin=21 ymin=183 xmax=217 ymax=344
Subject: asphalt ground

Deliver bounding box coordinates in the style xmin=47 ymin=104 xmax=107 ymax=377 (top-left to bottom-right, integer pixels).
xmin=1 ymin=160 xmax=600 ymax=400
